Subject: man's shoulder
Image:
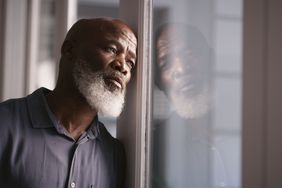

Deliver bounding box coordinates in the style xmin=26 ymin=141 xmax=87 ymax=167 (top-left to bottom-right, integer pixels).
xmin=97 ymin=121 xmax=125 ymax=151
xmin=0 ymin=97 xmax=29 ymax=144
xmin=0 ymin=97 xmax=27 ymax=119
xmin=97 ymin=121 xmax=119 ymax=141
xmin=0 ymin=88 xmax=49 ymax=121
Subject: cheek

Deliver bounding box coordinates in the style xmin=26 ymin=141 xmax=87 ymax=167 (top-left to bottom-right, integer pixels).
xmin=88 ymin=52 xmax=113 ymax=71
xmin=125 ymin=73 xmax=131 ymax=85
xmin=160 ymin=70 xmax=174 ymax=90
xmin=159 ymin=72 xmax=176 ymax=99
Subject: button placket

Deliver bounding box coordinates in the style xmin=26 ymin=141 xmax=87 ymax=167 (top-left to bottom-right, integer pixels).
xmin=70 ymin=181 xmax=76 ymax=188
xmin=68 ymin=143 xmax=79 ymax=188
xmin=67 ymin=136 xmax=91 ymax=188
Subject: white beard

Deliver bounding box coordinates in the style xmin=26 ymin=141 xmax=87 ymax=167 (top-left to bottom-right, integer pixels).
xmin=73 ymin=60 xmax=125 ymax=117
xmin=171 ymin=90 xmax=210 ymax=119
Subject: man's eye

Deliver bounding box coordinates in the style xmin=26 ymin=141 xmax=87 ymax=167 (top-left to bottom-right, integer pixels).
xmin=127 ymin=60 xmax=135 ymax=70
xmin=159 ymin=59 xmax=170 ymax=70
xmin=105 ymin=47 xmax=117 ymax=54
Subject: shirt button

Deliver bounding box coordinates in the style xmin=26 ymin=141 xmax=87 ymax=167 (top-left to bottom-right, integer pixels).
xmin=70 ymin=182 xmax=76 ymax=188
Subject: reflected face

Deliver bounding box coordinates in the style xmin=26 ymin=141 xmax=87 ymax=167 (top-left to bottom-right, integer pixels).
xmin=156 ymin=26 xmax=211 ymax=118
xmin=73 ymin=21 xmax=137 ymax=116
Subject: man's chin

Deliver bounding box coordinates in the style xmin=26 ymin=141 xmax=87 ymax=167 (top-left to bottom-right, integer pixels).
xmin=175 ymin=85 xmax=205 ymax=98
xmin=104 ymin=80 xmax=123 ymax=93
xmin=170 ymin=92 xmax=210 ymax=119
xmin=85 ymin=88 xmax=125 ymax=117
xmin=107 ymin=87 xmax=124 ymax=95
xmin=73 ymin=59 xmax=125 ymax=117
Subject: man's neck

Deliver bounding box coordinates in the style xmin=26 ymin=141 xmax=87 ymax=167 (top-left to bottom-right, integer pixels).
xmin=46 ymin=87 xmax=98 ymax=140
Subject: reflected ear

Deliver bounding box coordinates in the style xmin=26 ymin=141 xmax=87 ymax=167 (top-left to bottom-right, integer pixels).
xmin=61 ymin=40 xmax=76 ymax=59
xmin=155 ymin=77 xmax=164 ymax=91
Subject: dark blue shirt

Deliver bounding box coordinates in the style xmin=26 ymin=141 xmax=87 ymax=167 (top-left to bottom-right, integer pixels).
xmin=0 ymin=88 xmax=125 ymax=188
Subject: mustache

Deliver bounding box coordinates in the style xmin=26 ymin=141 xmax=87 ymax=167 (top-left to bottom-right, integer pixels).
xmin=101 ymin=69 xmax=127 ymax=91
xmin=103 ymin=70 xmax=126 ymax=82
xmin=104 ymin=70 xmax=124 ymax=79
xmin=75 ymin=59 xmax=127 ymax=90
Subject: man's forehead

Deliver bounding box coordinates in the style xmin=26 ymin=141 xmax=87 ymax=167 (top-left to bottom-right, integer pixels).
xmin=103 ymin=30 xmax=137 ymax=48
xmin=66 ymin=18 xmax=137 ymax=46
xmin=158 ymin=29 xmax=186 ymax=46
xmin=95 ymin=19 xmax=136 ymax=42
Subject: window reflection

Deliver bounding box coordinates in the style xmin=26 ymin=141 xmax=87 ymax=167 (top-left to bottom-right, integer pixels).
xmin=152 ymin=22 xmax=216 ymax=188
xmin=151 ymin=0 xmax=242 ymax=188
xmin=155 ymin=23 xmax=212 ymax=119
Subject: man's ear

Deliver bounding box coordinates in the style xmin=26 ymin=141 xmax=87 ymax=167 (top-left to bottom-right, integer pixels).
xmin=155 ymin=78 xmax=164 ymax=91
xmin=61 ymin=40 xmax=76 ymax=59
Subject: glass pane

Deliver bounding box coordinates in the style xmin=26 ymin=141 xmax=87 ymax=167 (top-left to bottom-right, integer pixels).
xmin=151 ymin=0 xmax=243 ymax=188
xmin=77 ymin=0 xmax=119 ymax=19
xmin=37 ymin=0 xmax=56 ymax=90
xmin=77 ymin=0 xmax=119 ymax=137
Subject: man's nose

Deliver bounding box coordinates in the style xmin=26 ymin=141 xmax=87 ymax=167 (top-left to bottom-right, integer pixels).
xmin=172 ymin=58 xmax=188 ymax=80
xmin=111 ymin=54 xmax=128 ymax=76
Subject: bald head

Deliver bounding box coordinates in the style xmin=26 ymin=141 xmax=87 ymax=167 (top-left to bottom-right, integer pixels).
xmin=62 ymin=18 xmax=137 ymax=54
xmin=156 ymin=23 xmax=209 ymax=60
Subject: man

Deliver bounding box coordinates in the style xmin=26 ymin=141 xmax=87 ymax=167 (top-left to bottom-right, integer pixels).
xmin=152 ymin=24 xmax=228 ymax=188
xmin=0 ymin=18 xmax=137 ymax=188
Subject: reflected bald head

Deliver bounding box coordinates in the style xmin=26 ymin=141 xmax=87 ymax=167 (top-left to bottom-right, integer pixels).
xmin=156 ymin=23 xmax=210 ymax=60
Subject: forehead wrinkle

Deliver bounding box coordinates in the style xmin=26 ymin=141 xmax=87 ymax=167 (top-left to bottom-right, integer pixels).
xmin=104 ymin=30 xmax=137 ymax=49
xmin=101 ymin=34 xmax=136 ymax=63
xmin=108 ymin=32 xmax=137 ymax=59
xmin=99 ymin=20 xmax=137 ymax=46
xmin=64 ymin=18 xmax=137 ymax=61
xmin=120 ymin=31 xmax=137 ymax=47
xmin=127 ymin=50 xmax=136 ymax=60
xmin=103 ymin=35 xmax=136 ymax=54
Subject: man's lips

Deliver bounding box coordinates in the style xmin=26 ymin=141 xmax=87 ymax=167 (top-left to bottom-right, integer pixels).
xmin=173 ymin=78 xmax=205 ymax=96
xmin=174 ymin=82 xmax=193 ymax=95
xmin=105 ymin=76 xmax=124 ymax=90
xmin=179 ymin=84 xmax=193 ymax=93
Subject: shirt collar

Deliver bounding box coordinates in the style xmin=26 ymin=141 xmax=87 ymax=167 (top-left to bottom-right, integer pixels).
xmin=27 ymin=87 xmax=105 ymax=141
xmin=27 ymin=87 xmax=54 ymax=129
xmin=85 ymin=115 xmax=105 ymax=141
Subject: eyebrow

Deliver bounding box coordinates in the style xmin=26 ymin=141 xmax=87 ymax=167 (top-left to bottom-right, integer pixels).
xmin=104 ymin=38 xmax=137 ymax=60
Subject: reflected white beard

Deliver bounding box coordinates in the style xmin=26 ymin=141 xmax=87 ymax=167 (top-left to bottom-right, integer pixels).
xmin=171 ymin=91 xmax=210 ymax=119
xmin=73 ymin=61 xmax=125 ymax=117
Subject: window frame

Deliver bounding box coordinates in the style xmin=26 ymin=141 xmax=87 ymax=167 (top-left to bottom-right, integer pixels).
xmin=242 ymin=0 xmax=282 ymax=187
xmin=117 ymin=0 xmax=153 ymax=188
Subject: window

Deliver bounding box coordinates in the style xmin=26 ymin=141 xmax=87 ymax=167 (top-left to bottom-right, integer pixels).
xmin=37 ymin=0 xmax=57 ymax=91
xmin=2 ymin=0 xmax=282 ymax=187
xmin=150 ymin=0 xmax=242 ymax=187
